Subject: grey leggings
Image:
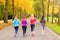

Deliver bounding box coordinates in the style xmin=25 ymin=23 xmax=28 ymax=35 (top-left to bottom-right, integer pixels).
xmin=41 ymin=23 xmax=45 ymax=30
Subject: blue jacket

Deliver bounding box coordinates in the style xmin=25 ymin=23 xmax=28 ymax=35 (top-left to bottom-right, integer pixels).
xmin=13 ymin=19 xmax=20 ymax=27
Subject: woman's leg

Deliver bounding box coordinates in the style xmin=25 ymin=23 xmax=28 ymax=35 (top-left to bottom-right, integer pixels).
xmin=22 ymin=27 xmax=24 ymax=35
xmin=31 ymin=24 xmax=35 ymax=32
xmin=31 ymin=24 xmax=35 ymax=36
xmin=14 ymin=27 xmax=17 ymax=34
xmin=31 ymin=24 xmax=33 ymax=32
xmin=22 ymin=27 xmax=26 ymax=36
xmin=33 ymin=24 xmax=35 ymax=31
xmin=43 ymin=25 xmax=45 ymax=31
xmin=22 ymin=26 xmax=27 ymax=36
xmin=24 ymin=26 xmax=27 ymax=34
xmin=14 ymin=26 xmax=19 ymax=37
xmin=15 ymin=27 xmax=19 ymax=34
xmin=42 ymin=24 xmax=45 ymax=35
xmin=42 ymin=24 xmax=45 ymax=31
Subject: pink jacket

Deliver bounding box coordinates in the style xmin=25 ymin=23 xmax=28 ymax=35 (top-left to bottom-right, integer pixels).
xmin=30 ymin=18 xmax=36 ymax=24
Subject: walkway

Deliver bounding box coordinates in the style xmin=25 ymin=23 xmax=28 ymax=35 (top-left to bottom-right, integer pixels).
xmin=0 ymin=22 xmax=60 ymax=40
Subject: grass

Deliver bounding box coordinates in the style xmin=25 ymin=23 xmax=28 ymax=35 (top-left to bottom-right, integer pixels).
xmin=37 ymin=17 xmax=60 ymax=35
xmin=45 ymin=17 xmax=58 ymax=22
xmin=46 ymin=22 xmax=60 ymax=35
xmin=37 ymin=18 xmax=40 ymax=21
xmin=0 ymin=21 xmax=12 ymax=30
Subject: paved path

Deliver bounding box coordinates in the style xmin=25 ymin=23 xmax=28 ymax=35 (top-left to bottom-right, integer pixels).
xmin=0 ymin=22 xmax=60 ymax=40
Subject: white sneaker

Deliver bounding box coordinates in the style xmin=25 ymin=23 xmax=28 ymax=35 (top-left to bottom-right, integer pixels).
xmin=42 ymin=30 xmax=44 ymax=35
xmin=15 ymin=33 xmax=17 ymax=37
xmin=32 ymin=31 xmax=35 ymax=36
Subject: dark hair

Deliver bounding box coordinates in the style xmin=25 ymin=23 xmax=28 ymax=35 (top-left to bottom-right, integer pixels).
xmin=42 ymin=16 xmax=44 ymax=18
xmin=22 ymin=16 xmax=26 ymax=19
xmin=41 ymin=16 xmax=44 ymax=20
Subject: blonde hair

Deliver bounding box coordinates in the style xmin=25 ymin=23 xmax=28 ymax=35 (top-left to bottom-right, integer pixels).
xmin=15 ymin=15 xmax=18 ymax=19
xmin=31 ymin=14 xmax=34 ymax=17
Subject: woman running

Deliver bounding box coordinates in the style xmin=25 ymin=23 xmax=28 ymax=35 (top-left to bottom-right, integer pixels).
xmin=13 ymin=16 xmax=20 ymax=37
xmin=30 ymin=14 xmax=36 ymax=36
xmin=40 ymin=16 xmax=46 ymax=35
xmin=21 ymin=16 xmax=27 ymax=36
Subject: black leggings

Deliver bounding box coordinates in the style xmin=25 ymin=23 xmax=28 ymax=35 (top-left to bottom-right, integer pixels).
xmin=14 ymin=26 xmax=19 ymax=34
xmin=31 ymin=24 xmax=35 ymax=32
xmin=22 ymin=26 xmax=27 ymax=35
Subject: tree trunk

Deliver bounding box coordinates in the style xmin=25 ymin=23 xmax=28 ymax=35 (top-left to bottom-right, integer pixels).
xmin=0 ymin=2 xmax=2 ymax=20
xmin=4 ymin=0 xmax=8 ymax=23
xmin=47 ymin=0 xmax=50 ymax=22
xmin=12 ymin=0 xmax=14 ymax=20
xmin=36 ymin=11 xmax=38 ymax=18
xmin=41 ymin=1 xmax=42 ymax=17
xmin=42 ymin=0 xmax=45 ymax=16
xmin=52 ymin=0 xmax=54 ymax=24
xmin=20 ymin=7 xmax=22 ymax=19
xmin=58 ymin=0 xmax=60 ymax=25
xmin=24 ymin=9 xmax=26 ymax=17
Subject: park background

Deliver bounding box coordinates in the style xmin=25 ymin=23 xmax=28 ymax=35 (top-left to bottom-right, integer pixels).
xmin=0 ymin=0 xmax=60 ymax=36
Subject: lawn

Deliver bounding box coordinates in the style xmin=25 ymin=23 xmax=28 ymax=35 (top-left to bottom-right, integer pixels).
xmin=46 ymin=22 xmax=60 ymax=35
xmin=37 ymin=17 xmax=60 ymax=35
xmin=45 ymin=17 xmax=58 ymax=22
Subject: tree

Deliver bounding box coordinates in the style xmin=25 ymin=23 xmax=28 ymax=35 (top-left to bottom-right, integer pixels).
xmin=12 ymin=0 xmax=14 ymax=20
xmin=0 ymin=2 xmax=4 ymax=20
xmin=33 ymin=0 xmax=46 ymax=18
xmin=24 ymin=9 xmax=27 ymax=16
xmin=41 ymin=0 xmax=45 ymax=16
xmin=33 ymin=1 xmax=41 ymax=18
xmin=4 ymin=0 xmax=8 ymax=23
xmin=47 ymin=0 xmax=50 ymax=22
xmin=19 ymin=7 xmax=22 ymax=19
xmin=58 ymin=0 xmax=60 ymax=24
xmin=52 ymin=0 xmax=54 ymax=24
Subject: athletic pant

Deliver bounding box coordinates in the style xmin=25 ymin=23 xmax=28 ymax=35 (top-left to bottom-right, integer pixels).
xmin=14 ymin=26 xmax=19 ymax=34
xmin=31 ymin=24 xmax=35 ymax=32
xmin=22 ymin=26 xmax=27 ymax=35
xmin=41 ymin=23 xmax=45 ymax=30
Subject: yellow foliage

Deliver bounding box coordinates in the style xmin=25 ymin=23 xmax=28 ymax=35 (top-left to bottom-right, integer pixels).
xmin=49 ymin=5 xmax=58 ymax=14
xmin=14 ymin=0 xmax=34 ymax=14
xmin=0 ymin=0 xmax=59 ymax=14
xmin=0 ymin=0 xmax=34 ymax=14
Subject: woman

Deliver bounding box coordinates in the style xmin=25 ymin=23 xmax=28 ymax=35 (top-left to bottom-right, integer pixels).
xmin=40 ymin=16 xmax=46 ymax=35
xmin=13 ymin=17 xmax=20 ymax=37
xmin=30 ymin=14 xmax=36 ymax=36
xmin=21 ymin=16 xmax=27 ymax=36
